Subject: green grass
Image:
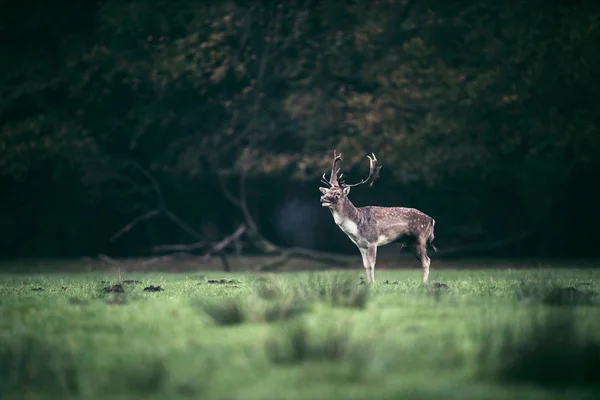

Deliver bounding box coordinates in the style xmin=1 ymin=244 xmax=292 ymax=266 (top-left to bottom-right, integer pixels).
xmin=1 ymin=267 xmax=600 ymax=400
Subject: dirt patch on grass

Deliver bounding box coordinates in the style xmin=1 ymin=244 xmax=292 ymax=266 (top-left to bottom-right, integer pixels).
xmin=433 ymin=282 xmax=450 ymax=289
xmin=143 ymin=285 xmax=164 ymax=292
xmin=206 ymin=279 xmax=241 ymax=285
xmin=104 ymin=284 xmax=125 ymax=293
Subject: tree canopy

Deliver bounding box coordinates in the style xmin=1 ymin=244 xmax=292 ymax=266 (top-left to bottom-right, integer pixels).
xmin=1 ymin=0 xmax=599 ymax=258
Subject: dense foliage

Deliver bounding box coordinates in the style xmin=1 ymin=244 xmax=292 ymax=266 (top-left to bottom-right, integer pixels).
xmin=1 ymin=0 xmax=599 ymax=257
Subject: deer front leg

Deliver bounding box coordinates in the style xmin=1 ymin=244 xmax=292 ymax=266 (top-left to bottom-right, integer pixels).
xmin=359 ymin=247 xmax=370 ymax=283
xmin=359 ymin=245 xmax=378 ymax=283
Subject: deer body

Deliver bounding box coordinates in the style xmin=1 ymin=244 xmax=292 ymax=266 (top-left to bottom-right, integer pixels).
xmin=319 ymin=151 xmax=437 ymax=284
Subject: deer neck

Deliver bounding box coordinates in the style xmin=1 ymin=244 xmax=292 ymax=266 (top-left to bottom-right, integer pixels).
xmin=330 ymin=197 xmax=361 ymax=227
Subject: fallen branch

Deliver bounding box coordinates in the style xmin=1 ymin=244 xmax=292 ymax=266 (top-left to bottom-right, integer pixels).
xmin=257 ymin=252 xmax=291 ymax=272
xmin=98 ymin=158 xmax=250 ymax=272
xmin=132 ymin=255 xmax=177 ymax=269
xmin=284 ymin=247 xmax=357 ymax=264
xmin=151 ymin=241 xmax=207 ymax=253
xmin=256 ymin=248 xmax=358 ymax=272
xmin=202 ymin=224 xmax=247 ymax=261
xmin=433 ymin=230 xmax=532 ymax=258
xmin=98 ymin=253 xmax=119 ymax=265
xmin=143 ymin=225 xmax=246 ymax=272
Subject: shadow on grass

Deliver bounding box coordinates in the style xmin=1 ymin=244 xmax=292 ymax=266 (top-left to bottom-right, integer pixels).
xmin=478 ymin=309 xmax=600 ymax=390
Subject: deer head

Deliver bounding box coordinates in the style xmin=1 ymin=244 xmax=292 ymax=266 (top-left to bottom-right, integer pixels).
xmin=319 ymin=150 xmax=382 ymax=208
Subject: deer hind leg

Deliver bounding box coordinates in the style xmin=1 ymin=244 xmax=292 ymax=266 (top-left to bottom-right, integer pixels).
xmin=414 ymin=241 xmax=431 ymax=283
xmin=368 ymin=245 xmax=377 ymax=283
xmin=359 ymin=245 xmax=378 ymax=283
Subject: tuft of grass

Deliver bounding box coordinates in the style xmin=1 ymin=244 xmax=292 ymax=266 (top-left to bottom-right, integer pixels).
xmin=199 ymin=297 xmax=247 ymax=326
xmin=515 ymin=280 xmax=597 ymax=307
xmin=0 ymin=336 xmax=80 ymax=397
xmin=264 ymin=321 xmax=368 ymax=373
xmin=1 ymin=268 xmax=600 ymax=399
xmin=254 ymin=280 xmax=283 ymax=300
xmin=199 ymin=294 xmax=309 ymax=326
xmin=478 ymin=309 xmax=600 ymax=388
xmin=543 ymin=286 xmax=597 ymax=306
xmin=294 ymin=273 xmax=369 ymax=309
xmin=105 ymin=358 xmax=171 ymax=395
xmin=261 ymin=297 xmax=309 ymax=322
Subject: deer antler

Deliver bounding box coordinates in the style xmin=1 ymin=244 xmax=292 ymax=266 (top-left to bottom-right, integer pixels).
xmin=343 ymin=153 xmax=382 ymax=188
xmin=322 ymin=149 xmax=343 ymax=187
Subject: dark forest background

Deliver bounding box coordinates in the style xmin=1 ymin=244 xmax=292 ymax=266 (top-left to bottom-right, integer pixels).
xmin=1 ymin=0 xmax=599 ymax=263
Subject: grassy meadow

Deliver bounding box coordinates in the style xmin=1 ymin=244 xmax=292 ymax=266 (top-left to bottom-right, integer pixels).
xmin=1 ymin=265 xmax=600 ymax=400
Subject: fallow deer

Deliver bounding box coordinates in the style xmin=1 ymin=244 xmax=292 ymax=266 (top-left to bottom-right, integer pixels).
xmin=319 ymin=150 xmax=437 ymax=283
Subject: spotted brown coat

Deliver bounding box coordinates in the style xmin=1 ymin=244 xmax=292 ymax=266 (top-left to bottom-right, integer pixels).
xmin=319 ymin=150 xmax=437 ymax=283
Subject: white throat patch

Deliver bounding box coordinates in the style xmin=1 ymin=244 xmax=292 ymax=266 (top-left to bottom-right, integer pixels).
xmin=332 ymin=210 xmax=359 ymax=237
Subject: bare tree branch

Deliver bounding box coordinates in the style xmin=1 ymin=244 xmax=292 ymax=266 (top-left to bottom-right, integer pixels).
xmin=212 ymin=153 xmax=357 ymax=271
xmin=162 ymin=208 xmax=203 ymax=240
xmin=118 ymin=158 xmax=205 ymax=241
xmin=216 ymin=164 xmax=279 ymax=253
xmin=97 ymin=156 xmax=209 ymax=264
xmin=114 ymin=159 xmax=166 ymax=207
xmin=217 ymin=170 xmax=243 ymax=207
xmin=110 ymin=208 xmax=161 ymax=242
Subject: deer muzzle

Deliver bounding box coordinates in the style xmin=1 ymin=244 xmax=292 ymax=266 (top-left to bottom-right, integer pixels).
xmin=320 ymin=195 xmax=333 ymax=207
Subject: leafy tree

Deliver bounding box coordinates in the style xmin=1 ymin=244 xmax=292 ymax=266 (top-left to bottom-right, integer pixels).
xmin=1 ymin=0 xmax=599 ymax=257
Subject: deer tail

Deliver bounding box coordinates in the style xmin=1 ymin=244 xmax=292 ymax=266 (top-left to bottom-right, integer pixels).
xmin=427 ymin=218 xmax=438 ymax=253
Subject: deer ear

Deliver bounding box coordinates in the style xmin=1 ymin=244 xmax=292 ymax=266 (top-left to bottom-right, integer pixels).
xmin=343 ymin=186 xmax=351 ymax=195
xmin=319 ymin=187 xmax=328 ymax=194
